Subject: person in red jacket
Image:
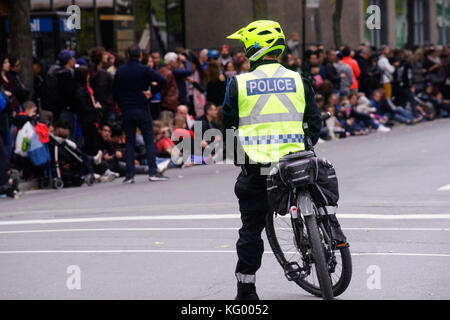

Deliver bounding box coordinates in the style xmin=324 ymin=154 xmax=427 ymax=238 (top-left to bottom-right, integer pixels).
xmin=342 ymin=46 xmax=361 ymax=92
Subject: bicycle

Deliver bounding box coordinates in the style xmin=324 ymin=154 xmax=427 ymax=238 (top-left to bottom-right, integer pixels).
xmin=265 ymin=122 xmax=352 ymax=300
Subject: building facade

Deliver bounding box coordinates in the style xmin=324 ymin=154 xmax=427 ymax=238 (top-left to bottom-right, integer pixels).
xmin=185 ymin=0 xmax=363 ymax=51
xmin=185 ymin=0 xmax=450 ymax=52
xmin=1 ymin=0 xmax=449 ymax=62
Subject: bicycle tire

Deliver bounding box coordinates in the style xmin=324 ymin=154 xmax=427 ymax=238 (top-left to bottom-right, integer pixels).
xmin=303 ymin=214 xmax=334 ymax=300
xmin=329 ymin=246 xmax=352 ymax=297
xmin=266 ymin=208 xmax=351 ymax=298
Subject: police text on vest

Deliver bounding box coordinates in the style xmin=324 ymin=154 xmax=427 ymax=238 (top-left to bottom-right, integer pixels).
xmin=246 ymin=77 xmax=296 ymax=96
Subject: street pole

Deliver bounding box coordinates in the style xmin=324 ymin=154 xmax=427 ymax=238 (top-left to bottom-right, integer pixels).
xmin=93 ymin=0 xmax=99 ymax=47
xmin=148 ymin=0 xmax=153 ymax=52
xmin=181 ymin=0 xmax=186 ymax=49
xmin=165 ymin=0 xmax=169 ymax=51
xmin=302 ymin=0 xmax=306 ymax=60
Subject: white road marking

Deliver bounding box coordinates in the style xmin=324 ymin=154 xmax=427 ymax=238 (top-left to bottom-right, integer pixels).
xmin=343 ymin=227 xmax=450 ymax=231
xmin=0 ymin=202 xmax=237 ymax=216
xmin=438 ymin=185 xmax=450 ymax=191
xmin=6 ymin=200 xmax=450 ymax=216
xmin=0 ymin=249 xmax=448 ymax=258
xmin=0 ymin=227 xmax=239 ymax=234
xmin=0 ymin=227 xmax=448 ymax=235
xmin=338 ymin=214 xmax=450 ymax=220
xmin=0 ymin=214 xmax=241 ymax=226
xmin=1 ymin=213 xmax=450 ymax=226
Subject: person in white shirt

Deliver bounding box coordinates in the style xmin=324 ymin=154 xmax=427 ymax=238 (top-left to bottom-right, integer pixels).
xmin=377 ymin=46 xmax=397 ymax=98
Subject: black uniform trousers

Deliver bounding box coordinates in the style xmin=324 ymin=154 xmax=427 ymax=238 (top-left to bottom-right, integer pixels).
xmin=234 ymin=167 xmax=271 ymax=283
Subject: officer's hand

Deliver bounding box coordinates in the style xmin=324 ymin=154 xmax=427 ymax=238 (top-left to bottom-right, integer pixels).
xmin=142 ymin=90 xmax=152 ymax=100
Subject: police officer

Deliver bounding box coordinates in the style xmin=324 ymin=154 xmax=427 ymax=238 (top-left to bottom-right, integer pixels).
xmin=222 ymin=20 xmax=322 ymax=300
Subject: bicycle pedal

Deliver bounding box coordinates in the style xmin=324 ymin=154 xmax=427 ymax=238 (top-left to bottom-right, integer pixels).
xmin=284 ymin=262 xmax=304 ymax=281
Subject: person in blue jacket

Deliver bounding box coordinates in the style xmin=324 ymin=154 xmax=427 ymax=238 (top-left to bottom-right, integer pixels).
xmin=113 ymin=44 xmax=168 ymax=183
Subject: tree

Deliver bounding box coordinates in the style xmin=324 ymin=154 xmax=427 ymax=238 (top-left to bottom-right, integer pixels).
xmin=331 ymin=0 xmax=343 ymax=49
xmin=6 ymin=0 xmax=33 ymax=94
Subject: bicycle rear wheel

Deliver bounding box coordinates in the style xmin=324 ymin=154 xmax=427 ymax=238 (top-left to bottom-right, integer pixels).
xmin=303 ymin=214 xmax=333 ymax=299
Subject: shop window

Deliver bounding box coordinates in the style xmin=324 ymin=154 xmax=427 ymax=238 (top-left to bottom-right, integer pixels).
xmin=413 ymin=0 xmax=429 ymax=45
xmin=437 ymin=0 xmax=450 ymax=45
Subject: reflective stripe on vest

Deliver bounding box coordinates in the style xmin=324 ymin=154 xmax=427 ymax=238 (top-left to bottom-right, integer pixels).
xmin=236 ymin=64 xmax=306 ymax=163
xmin=240 ymin=134 xmax=304 ymax=146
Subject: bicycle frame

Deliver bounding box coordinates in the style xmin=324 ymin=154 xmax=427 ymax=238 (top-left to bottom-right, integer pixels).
xmin=286 ymin=186 xmax=336 ymax=271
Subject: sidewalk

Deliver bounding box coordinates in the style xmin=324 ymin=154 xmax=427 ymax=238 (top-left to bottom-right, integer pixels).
xmin=18 ymin=179 xmax=39 ymax=192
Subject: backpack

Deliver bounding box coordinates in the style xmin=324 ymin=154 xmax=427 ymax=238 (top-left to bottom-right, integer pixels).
xmin=44 ymin=64 xmax=62 ymax=113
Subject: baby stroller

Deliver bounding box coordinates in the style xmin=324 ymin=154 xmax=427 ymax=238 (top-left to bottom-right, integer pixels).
xmin=48 ymin=133 xmax=95 ymax=189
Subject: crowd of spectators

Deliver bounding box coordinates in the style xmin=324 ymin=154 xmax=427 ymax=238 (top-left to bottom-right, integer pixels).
xmin=286 ymin=37 xmax=450 ymax=140
xmin=0 ymin=35 xmax=449 ymax=197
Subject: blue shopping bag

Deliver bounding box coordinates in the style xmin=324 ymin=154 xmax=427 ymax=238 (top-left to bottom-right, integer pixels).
xmin=28 ymin=133 xmax=51 ymax=167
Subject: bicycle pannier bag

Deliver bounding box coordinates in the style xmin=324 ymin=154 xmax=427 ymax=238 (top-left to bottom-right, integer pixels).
xmin=280 ymin=152 xmax=317 ymax=189
xmin=267 ymin=165 xmax=291 ymax=216
xmin=309 ymin=158 xmax=339 ymax=207
xmin=284 ymin=158 xmax=317 ymax=188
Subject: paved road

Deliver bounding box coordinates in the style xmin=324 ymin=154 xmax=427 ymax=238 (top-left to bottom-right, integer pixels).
xmin=1 ymin=119 xmax=449 ymax=300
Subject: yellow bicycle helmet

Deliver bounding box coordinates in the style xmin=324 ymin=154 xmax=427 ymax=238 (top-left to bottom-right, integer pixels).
xmin=227 ymin=20 xmax=286 ymax=62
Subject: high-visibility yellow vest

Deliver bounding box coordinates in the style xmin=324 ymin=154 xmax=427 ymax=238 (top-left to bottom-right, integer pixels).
xmin=236 ymin=63 xmax=306 ymax=164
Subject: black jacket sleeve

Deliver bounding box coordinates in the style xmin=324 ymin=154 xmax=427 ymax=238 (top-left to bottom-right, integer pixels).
xmin=221 ymin=77 xmax=239 ymax=131
xmin=302 ymin=76 xmax=322 ymax=146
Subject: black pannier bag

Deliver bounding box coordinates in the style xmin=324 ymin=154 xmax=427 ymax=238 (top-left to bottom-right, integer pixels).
xmin=267 ymin=154 xmax=346 ymax=245
xmin=267 ymin=154 xmax=340 ymax=215
xmin=267 ymin=165 xmax=291 ymax=216
xmin=308 ymin=158 xmax=339 ymax=208
xmin=267 ymin=151 xmax=316 ymax=215
xmin=283 ymin=158 xmax=317 ymax=188
xmin=321 ymin=212 xmax=347 ymax=245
